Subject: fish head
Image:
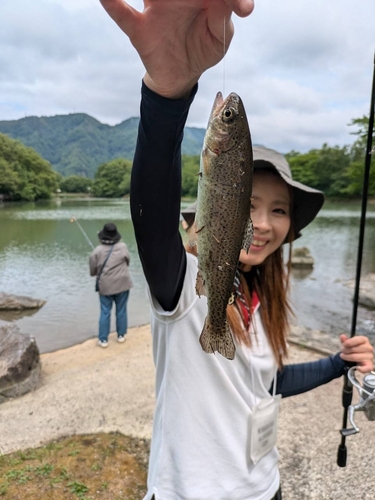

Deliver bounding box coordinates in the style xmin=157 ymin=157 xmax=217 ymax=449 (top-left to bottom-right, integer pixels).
xmin=205 ymin=92 xmax=248 ymax=155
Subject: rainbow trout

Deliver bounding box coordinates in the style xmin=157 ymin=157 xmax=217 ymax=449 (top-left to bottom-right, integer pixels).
xmin=195 ymin=92 xmax=253 ymax=360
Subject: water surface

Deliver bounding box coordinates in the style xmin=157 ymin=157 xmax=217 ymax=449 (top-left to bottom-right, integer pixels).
xmin=0 ymin=198 xmax=374 ymax=353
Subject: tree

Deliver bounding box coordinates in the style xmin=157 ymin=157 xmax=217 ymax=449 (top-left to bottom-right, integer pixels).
xmin=344 ymin=115 xmax=375 ymax=197
xmin=60 ymin=175 xmax=93 ymax=193
xmin=92 ymin=158 xmax=132 ymax=197
xmin=286 ymin=145 xmax=351 ymax=197
xmin=0 ymin=133 xmax=58 ymax=201
xmin=181 ymin=155 xmax=200 ymax=197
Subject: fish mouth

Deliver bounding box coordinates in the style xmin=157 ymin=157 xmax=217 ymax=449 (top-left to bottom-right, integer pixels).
xmin=207 ymin=92 xmax=224 ymax=124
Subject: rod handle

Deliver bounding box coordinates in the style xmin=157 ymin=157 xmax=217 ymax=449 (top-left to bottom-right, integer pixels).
xmin=337 ymin=444 xmax=347 ymax=467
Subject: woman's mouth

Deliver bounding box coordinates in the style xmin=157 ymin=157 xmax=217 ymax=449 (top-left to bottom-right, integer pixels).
xmin=251 ymin=239 xmax=267 ymax=248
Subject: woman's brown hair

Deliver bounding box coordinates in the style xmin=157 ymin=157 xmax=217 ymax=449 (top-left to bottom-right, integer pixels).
xmin=227 ymin=244 xmax=293 ymax=368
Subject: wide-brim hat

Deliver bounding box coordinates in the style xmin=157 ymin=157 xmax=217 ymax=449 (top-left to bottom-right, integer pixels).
xmin=253 ymin=145 xmax=324 ymax=238
xmin=98 ymin=222 xmax=121 ymax=244
xmin=180 ymin=145 xmax=324 ymax=240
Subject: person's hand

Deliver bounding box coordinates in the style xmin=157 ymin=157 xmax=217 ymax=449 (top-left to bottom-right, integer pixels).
xmin=99 ymin=0 xmax=255 ymax=99
xmin=339 ymin=334 xmax=374 ymax=373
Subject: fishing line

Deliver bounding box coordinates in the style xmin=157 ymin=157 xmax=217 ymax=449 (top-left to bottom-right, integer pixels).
xmin=70 ymin=216 xmax=95 ymax=249
xmin=222 ymin=16 xmax=226 ymax=97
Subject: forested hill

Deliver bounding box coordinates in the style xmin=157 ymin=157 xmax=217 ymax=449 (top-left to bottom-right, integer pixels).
xmin=0 ymin=113 xmax=205 ymax=178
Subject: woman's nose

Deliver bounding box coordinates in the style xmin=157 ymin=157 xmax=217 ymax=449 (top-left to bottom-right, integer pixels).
xmin=252 ymin=211 xmax=271 ymax=232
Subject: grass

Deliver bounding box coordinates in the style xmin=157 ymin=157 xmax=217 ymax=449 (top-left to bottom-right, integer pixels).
xmin=0 ymin=433 xmax=149 ymax=500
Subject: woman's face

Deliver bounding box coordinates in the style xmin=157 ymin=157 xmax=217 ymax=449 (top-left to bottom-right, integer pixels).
xmin=239 ymin=171 xmax=291 ymax=271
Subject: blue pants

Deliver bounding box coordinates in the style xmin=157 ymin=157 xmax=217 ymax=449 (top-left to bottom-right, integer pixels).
xmin=98 ymin=290 xmax=129 ymax=342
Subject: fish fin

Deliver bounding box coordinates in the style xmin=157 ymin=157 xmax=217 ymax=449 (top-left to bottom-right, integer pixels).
xmin=195 ymin=269 xmax=206 ymax=297
xmin=242 ymin=217 xmax=254 ymax=253
xmin=199 ymin=318 xmax=236 ymax=360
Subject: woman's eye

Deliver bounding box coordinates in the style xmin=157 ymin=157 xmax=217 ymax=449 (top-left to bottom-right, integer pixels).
xmin=274 ymin=208 xmax=287 ymax=215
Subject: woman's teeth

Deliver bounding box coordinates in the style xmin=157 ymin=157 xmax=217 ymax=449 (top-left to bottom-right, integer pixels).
xmin=252 ymin=240 xmax=266 ymax=247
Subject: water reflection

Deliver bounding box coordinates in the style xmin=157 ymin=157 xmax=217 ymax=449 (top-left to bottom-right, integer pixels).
xmin=0 ymin=308 xmax=42 ymax=322
xmin=0 ymin=198 xmax=374 ymax=353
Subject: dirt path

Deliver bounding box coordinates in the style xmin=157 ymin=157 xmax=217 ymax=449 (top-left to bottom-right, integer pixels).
xmin=1 ymin=324 xmax=374 ymax=499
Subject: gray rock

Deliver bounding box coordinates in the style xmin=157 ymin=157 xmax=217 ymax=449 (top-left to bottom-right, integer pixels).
xmin=0 ymin=324 xmax=42 ymax=404
xmin=291 ymin=247 xmax=314 ymax=268
xmin=0 ymin=292 xmax=46 ymax=310
xmin=343 ymin=273 xmax=375 ymax=309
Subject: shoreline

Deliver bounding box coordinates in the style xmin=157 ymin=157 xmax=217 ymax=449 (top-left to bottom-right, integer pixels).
xmin=1 ymin=322 xmax=340 ymax=456
xmin=1 ymin=323 xmax=374 ymax=498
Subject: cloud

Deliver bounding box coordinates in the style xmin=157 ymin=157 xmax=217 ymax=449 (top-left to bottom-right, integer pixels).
xmin=0 ymin=0 xmax=374 ymax=152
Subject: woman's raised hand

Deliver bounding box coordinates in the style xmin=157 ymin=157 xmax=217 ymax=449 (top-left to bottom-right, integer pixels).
xmin=99 ymin=0 xmax=255 ymax=99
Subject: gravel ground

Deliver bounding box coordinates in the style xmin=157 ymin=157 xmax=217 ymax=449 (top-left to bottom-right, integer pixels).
xmin=0 ymin=324 xmax=374 ymax=500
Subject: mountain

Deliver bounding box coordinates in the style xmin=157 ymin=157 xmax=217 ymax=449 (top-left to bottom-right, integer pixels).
xmin=0 ymin=113 xmax=205 ymax=178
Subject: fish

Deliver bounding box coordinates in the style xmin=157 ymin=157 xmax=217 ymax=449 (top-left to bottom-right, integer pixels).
xmin=195 ymin=92 xmax=254 ymax=360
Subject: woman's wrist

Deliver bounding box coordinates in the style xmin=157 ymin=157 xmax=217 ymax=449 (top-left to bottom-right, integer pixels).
xmin=143 ymin=73 xmax=199 ymax=100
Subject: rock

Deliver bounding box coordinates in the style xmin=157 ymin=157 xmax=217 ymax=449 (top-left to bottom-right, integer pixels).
xmin=343 ymin=273 xmax=375 ymax=309
xmin=0 ymin=324 xmax=42 ymax=404
xmin=0 ymin=292 xmax=46 ymax=310
xmin=291 ymin=246 xmax=314 ymax=268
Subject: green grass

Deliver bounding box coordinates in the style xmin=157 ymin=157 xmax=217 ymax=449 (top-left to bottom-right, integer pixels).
xmin=0 ymin=433 xmax=149 ymax=499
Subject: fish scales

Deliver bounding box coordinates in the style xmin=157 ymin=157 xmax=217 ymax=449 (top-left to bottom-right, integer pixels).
xmin=195 ymin=92 xmax=253 ymax=360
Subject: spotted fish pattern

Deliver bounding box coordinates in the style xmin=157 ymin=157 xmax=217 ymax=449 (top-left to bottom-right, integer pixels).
xmin=195 ymin=92 xmax=253 ymax=360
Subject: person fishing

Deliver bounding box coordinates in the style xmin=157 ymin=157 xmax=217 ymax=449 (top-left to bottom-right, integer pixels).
xmin=100 ymin=1 xmax=374 ymax=499
xmin=89 ymin=222 xmax=133 ymax=347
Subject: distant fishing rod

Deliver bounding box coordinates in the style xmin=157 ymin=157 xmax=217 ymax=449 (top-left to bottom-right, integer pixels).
xmin=70 ymin=216 xmax=95 ymax=249
xmin=337 ymin=51 xmax=375 ymax=467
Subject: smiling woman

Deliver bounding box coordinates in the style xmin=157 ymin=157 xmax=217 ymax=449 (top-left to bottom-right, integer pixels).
xmin=240 ymin=171 xmax=291 ymax=270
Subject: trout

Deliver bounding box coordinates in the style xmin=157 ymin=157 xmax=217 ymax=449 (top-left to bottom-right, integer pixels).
xmin=195 ymin=92 xmax=253 ymax=360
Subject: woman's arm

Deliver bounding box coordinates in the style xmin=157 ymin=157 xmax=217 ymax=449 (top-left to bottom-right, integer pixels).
xmin=99 ymin=0 xmax=255 ymax=309
xmin=130 ymin=82 xmax=197 ymax=310
xmin=272 ymin=354 xmax=346 ymax=398
xmin=272 ymin=334 xmax=374 ymax=397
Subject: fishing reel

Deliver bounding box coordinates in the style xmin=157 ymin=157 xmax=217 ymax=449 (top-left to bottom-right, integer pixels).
xmin=340 ymin=368 xmax=375 ymax=437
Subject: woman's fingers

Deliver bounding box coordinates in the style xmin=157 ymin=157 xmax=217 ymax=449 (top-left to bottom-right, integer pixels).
xmin=339 ymin=334 xmax=374 ymax=372
xmin=224 ymin=0 xmax=255 ymax=17
xmin=99 ymin=0 xmax=140 ymax=38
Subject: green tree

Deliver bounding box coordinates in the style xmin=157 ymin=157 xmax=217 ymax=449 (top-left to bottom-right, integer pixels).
xmin=92 ymin=158 xmax=132 ymax=197
xmin=344 ymin=115 xmax=375 ymax=197
xmin=348 ymin=115 xmax=375 ymax=150
xmin=60 ymin=175 xmax=93 ymax=193
xmin=286 ymin=144 xmax=351 ymax=197
xmin=181 ymin=155 xmax=200 ymax=197
xmin=0 ymin=133 xmax=58 ymax=201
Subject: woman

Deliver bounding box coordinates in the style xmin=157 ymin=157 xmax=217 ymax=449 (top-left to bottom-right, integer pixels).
xmin=89 ymin=222 xmax=133 ymax=347
xmin=100 ymin=1 xmax=374 ymax=498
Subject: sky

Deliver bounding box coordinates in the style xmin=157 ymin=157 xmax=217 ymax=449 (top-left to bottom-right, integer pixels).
xmin=1 ymin=0 xmax=374 ymax=153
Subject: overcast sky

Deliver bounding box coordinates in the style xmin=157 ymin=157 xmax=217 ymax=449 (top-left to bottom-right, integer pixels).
xmin=1 ymin=0 xmax=374 ymax=153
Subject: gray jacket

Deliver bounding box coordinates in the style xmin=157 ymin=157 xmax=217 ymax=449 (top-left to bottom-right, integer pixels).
xmin=89 ymin=242 xmax=133 ymax=296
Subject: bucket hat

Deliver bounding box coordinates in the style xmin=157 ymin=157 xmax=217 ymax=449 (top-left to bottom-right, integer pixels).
xmin=180 ymin=145 xmax=324 ymax=239
xmin=98 ymin=222 xmax=121 ymax=244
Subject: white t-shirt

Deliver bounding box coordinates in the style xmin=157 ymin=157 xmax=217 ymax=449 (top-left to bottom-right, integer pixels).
xmin=145 ymin=252 xmax=280 ymax=500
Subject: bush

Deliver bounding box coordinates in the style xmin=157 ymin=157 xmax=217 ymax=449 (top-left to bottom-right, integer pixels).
xmin=60 ymin=175 xmax=93 ymax=193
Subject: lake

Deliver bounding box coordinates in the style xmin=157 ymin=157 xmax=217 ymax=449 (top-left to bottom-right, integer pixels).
xmin=0 ymin=197 xmax=374 ymax=353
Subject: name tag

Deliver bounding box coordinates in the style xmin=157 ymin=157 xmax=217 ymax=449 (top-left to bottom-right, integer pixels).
xmin=249 ymin=394 xmax=281 ymax=464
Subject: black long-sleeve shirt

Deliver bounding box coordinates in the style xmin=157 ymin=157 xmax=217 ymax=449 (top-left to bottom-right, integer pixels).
xmin=130 ymin=81 xmax=347 ymax=398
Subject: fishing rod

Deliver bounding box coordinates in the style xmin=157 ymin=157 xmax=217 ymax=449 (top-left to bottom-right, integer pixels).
xmin=70 ymin=216 xmax=95 ymax=250
xmin=337 ymin=51 xmax=375 ymax=467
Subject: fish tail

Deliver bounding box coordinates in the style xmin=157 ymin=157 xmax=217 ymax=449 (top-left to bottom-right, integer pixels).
xmin=199 ymin=317 xmax=236 ymax=360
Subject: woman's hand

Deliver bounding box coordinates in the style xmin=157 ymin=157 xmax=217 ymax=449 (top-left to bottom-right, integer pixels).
xmin=339 ymin=334 xmax=374 ymax=373
xmin=99 ymin=0 xmax=255 ymax=99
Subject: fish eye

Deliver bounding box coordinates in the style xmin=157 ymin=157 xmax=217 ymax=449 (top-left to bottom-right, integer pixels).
xmin=222 ymin=107 xmax=237 ymax=123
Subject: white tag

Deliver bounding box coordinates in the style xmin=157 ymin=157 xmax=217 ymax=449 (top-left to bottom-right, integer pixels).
xmin=249 ymin=394 xmax=281 ymax=464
